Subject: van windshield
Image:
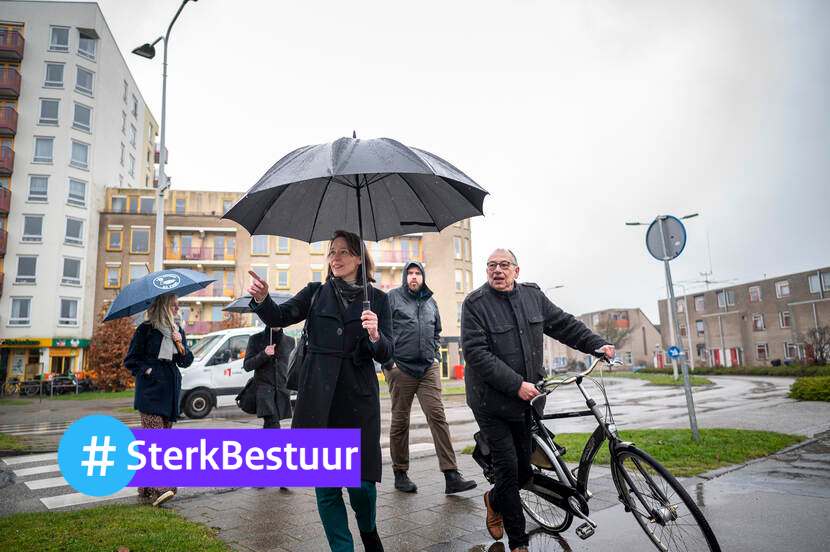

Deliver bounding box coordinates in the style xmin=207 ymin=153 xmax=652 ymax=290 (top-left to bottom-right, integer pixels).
xmin=190 ymin=335 xmax=224 ymax=363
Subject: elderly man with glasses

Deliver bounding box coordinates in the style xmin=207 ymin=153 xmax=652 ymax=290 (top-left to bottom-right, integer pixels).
xmin=461 ymin=248 xmax=615 ymax=552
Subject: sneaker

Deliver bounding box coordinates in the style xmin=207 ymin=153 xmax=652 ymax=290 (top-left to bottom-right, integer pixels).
xmin=444 ymin=469 xmax=477 ymax=494
xmin=394 ymin=470 xmax=417 ymax=493
xmin=152 ymin=490 xmax=175 ymax=507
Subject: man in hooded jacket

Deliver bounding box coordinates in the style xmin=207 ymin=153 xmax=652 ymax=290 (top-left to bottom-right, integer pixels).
xmin=383 ymin=260 xmax=477 ymax=495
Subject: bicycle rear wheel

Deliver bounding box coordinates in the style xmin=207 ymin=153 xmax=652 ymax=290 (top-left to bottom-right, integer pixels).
xmin=613 ymin=447 xmax=720 ymax=552
xmin=519 ymin=440 xmax=573 ymax=533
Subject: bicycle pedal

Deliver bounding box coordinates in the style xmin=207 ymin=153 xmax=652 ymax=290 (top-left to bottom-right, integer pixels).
xmin=575 ymin=522 xmax=595 ymax=540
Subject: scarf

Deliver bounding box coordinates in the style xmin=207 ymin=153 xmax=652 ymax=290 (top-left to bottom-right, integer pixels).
xmin=156 ymin=321 xmax=183 ymax=360
xmin=330 ymin=277 xmax=363 ymax=309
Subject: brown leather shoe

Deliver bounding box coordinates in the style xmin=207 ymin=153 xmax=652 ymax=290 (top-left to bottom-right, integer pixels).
xmin=511 ymin=547 xmax=528 ymax=552
xmin=484 ymin=490 xmax=504 ymax=540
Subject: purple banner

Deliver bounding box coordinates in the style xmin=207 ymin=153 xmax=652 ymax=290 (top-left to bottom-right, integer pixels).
xmin=126 ymin=429 xmax=361 ymax=487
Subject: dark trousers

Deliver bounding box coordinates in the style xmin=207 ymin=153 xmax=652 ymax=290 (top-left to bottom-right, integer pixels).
xmin=316 ymin=481 xmax=377 ymax=551
xmin=474 ymin=409 xmax=532 ymax=550
xmin=262 ymin=415 xmax=280 ymax=429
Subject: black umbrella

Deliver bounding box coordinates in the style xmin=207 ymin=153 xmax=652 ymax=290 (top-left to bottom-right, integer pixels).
xmin=222 ymin=292 xmax=293 ymax=314
xmin=222 ymin=135 xmax=488 ymax=306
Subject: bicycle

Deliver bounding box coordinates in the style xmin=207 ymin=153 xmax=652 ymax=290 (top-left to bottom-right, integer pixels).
xmin=474 ymin=355 xmax=720 ymax=551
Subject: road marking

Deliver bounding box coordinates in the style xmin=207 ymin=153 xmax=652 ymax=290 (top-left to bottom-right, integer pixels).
xmin=13 ymin=463 xmax=60 ymax=477
xmin=25 ymin=476 xmax=69 ymax=490
xmin=2 ymin=452 xmax=58 ymax=465
xmin=40 ymin=487 xmax=136 ymax=509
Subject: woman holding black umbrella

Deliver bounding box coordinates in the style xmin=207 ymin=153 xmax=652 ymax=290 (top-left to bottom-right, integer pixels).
xmin=123 ymin=292 xmax=193 ymax=506
xmin=247 ymin=229 xmax=391 ymax=552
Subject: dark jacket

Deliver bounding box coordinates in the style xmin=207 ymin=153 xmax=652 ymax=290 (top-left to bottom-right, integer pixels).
xmin=461 ymin=282 xmax=608 ymax=420
xmin=243 ymin=328 xmax=295 ymax=420
xmin=384 ymin=260 xmax=441 ymax=378
xmin=250 ymin=281 xmax=393 ymax=482
xmin=124 ymin=322 xmax=194 ymax=422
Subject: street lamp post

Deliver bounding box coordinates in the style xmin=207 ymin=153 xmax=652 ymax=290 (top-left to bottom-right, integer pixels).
xmin=132 ymin=0 xmax=197 ymax=272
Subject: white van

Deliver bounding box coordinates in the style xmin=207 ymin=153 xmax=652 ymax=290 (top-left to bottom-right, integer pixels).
xmin=179 ymin=326 xmax=278 ymax=419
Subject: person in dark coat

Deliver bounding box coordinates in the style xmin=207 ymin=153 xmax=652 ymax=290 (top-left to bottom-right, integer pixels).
xmin=247 ymin=230 xmax=392 ymax=552
xmin=243 ymin=327 xmax=295 ymax=428
xmin=123 ymin=292 xmax=194 ymax=506
xmin=382 ymin=260 xmax=476 ymax=494
xmin=461 ymin=248 xmax=615 ymax=552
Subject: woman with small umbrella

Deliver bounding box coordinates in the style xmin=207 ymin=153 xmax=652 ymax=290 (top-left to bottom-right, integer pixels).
xmin=247 ymin=229 xmax=391 ymax=552
xmin=123 ymin=292 xmax=193 ymax=506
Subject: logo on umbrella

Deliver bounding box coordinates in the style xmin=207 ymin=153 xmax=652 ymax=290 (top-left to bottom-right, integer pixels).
xmin=152 ymin=273 xmax=181 ymax=290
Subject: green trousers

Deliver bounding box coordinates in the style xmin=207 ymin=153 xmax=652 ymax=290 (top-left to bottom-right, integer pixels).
xmin=315 ymin=481 xmax=377 ymax=552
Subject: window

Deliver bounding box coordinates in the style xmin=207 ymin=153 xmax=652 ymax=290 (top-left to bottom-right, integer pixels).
xmin=251 ymin=235 xmax=268 ymax=255
xmin=139 ymin=196 xmax=155 ymax=214
xmin=28 ymin=176 xmax=48 ymax=202
xmin=131 ymin=95 xmax=138 ymax=117
xmin=756 ymin=343 xmax=769 ymax=361
xmin=118 ymin=174 xmax=123 ymax=186
xmin=9 ymin=298 xmax=32 ymax=326
xmin=122 ymin=80 xmax=128 ymax=102
xmin=752 ymin=314 xmax=765 ymax=331
xmin=128 ymin=154 xmax=135 ymax=176
xmin=75 ymin=66 xmax=93 ymax=95
xmin=716 ymin=289 xmax=734 ymax=307
xmin=119 ymin=142 xmax=125 ymax=166
xmin=623 ymin=351 xmax=633 ymax=365
xmin=111 ymin=196 xmax=126 ymax=212
xmin=453 ymin=237 xmax=462 ymax=259
xmin=679 ymin=324 xmax=687 ymax=337
xmin=455 ymin=269 xmax=463 ymax=292
xmin=824 ymin=272 xmax=830 ymax=292
xmin=748 ymin=286 xmax=762 ymax=303
xmin=174 ymin=196 xmax=186 ymax=214
xmin=62 ymin=257 xmax=81 ymax=286
xmin=105 ymin=265 xmax=121 ymax=288
xmin=276 ymin=236 xmax=290 ymax=253
xmin=71 ymin=140 xmax=90 ymax=169
xmin=72 ymin=103 xmax=91 ymax=132
xmin=211 ymin=305 xmax=224 ymax=322
xmin=15 ymin=256 xmax=37 ymax=284
xmin=222 ymin=199 xmax=233 ymax=215
xmin=129 ymin=124 xmax=136 ymax=146
xmin=696 ymin=320 xmax=705 ymax=337
xmin=78 ymin=31 xmax=96 ymax=60
xmin=65 ymin=217 xmax=84 ymax=245
xmin=466 ymin=270 xmax=472 ymax=292
xmin=784 ymin=342 xmax=798 ymax=360
xmin=107 ymin=229 xmax=122 ymax=251
xmin=49 ymin=26 xmax=70 ymax=51
xmin=676 ymin=299 xmax=684 ymax=313
xmin=251 ymin=266 xmax=268 ymax=283
xmin=23 ymin=215 xmax=44 ymax=242
xmin=310 ymin=241 xmax=324 ymax=254
xmin=58 ymin=298 xmax=79 ymax=326
xmin=311 ymin=268 xmax=323 ymax=283
xmin=121 ymin=111 xmax=127 ymax=133
xmin=131 ymin=227 xmax=150 ymax=254
xmin=67 ymin=178 xmax=86 ymax=207
xmin=276 ymin=269 xmax=289 ymax=289
xmin=464 ymin=238 xmax=470 ymax=261
xmin=775 ymin=280 xmax=790 ymax=299
xmin=39 ymin=98 xmax=59 ymax=124
xmin=148 ymin=122 xmax=154 ymax=138
xmin=33 ymin=137 xmax=54 ymax=163
xmin=457 ymin=303 xmax=463 ymax=326
xmin=129 ymin=263 xmax=149 ymax=283
xmin=779 ymin=311 xmax=792 ymax=329
xmin=694 ymin=295 xmax=705 ymax=311
xmin=44 ymin=62 xmax=64 ymax=87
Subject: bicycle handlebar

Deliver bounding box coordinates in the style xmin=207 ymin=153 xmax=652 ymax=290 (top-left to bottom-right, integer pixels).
xmin=537 ymin=351 xmax=623 ymax=390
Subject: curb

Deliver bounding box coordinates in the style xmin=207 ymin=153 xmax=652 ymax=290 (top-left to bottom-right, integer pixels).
xmin=697 ymin=436 xmax=818 ymax=480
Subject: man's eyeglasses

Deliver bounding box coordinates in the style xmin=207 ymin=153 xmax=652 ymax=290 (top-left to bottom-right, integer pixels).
xmin=486 ymin=261 xmax=514 ymax=271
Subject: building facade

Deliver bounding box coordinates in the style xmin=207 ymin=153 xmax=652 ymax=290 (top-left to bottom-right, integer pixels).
xmin=94 ymin=188 xmax=475 ymax=378
xmin=1 ymin=2 xmax=158 ymax=381
xmin=657 ymin=267 xmax=830 ymax=367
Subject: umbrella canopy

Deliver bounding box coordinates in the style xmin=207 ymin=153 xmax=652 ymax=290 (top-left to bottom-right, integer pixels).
xmin=103 ymin=269 xmax=214 ymax=322
xmin=222 ymin=136 xmax=488 ymax=242
xmin=223 ymin=292 xmax=293 ymax=313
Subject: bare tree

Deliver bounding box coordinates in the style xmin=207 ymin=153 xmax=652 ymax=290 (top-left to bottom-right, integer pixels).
xmin=595 ymin=319 xmax=634 ymax=350
xmin=801 ymin=326 xmax=830 ymax=366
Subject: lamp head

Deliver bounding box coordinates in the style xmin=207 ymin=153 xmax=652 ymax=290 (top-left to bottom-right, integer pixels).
xmin=131 ymin=43 xmax=156 ymax=59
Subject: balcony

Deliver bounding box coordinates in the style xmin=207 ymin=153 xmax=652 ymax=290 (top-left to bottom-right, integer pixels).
xmin=182 ymin=320 xmax=232 ymax=335
xmin=0 ymin=229 xmax=6 ymax=256
xmin=0 ymin=271 xmax=3 ymax=297
xmin=0 ymin=146 xmax=13 ymax=176
xmin=0 ymin=30 xmax=24 ymax=61
xmin=0 ymin=106 xmax=16 ymax=136
xmin=164 ymin=246 xmax=236 ymax=264
xmin=0 ymin=67 xmax=20 ymax=98
xmin=615 ymin=319 xmax=630 ymax=329
xmin=154 ymin=144 xmax=168 ymax=164
xmin=374 ymin=249 xmax=420 ymax=267
xmin=0 ymin=186 xmax=9 ymax=215
xmin=178 ymin=284 xmax=235 ymax=302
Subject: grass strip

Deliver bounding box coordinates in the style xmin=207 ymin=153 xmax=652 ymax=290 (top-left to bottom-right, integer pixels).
xmin=0 ymin=433 xmax=30 ymax=451
xmin=0 ymin=399 xmax=32 ymax=405
xmin=49 ymin=389 xmax=135 ymax=401
xmin=0 ymin=504 xmax=228 ymax=552
xmin=603 ymin=373 xmax=713 ymax=386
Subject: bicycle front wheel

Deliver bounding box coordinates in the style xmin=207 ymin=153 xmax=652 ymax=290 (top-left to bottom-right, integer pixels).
xmin=613 ymin=447 xmax=720 ymax=552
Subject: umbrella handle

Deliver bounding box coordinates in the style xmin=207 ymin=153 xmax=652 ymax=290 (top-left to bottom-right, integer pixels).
xmin=362 ymin=300 xmax=371 ymax=313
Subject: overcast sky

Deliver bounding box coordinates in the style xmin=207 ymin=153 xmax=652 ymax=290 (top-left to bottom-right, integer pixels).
xmin=88 ymin=0 xmax=829 ymax=322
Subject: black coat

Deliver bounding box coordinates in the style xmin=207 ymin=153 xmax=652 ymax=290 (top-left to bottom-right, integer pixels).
xmin=461 ymin=282 xmax=608 ymax=421
xmin=243 ymin=328 xmax=295 ymax=420
xmin=124 ymin=322 xmax=194 ymax=422
xmin=250 ymin=281 xmax=393 ymax=482
xmin=384 ymin=260 xmax=442 ymax=378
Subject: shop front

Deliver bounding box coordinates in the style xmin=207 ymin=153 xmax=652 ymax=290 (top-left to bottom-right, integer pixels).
xmin=0 ymin=338 xmax=90 ymax=382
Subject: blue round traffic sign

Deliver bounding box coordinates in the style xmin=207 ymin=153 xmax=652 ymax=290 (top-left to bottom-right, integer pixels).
xmin=667 ymin=346 xmax=681 ymax=359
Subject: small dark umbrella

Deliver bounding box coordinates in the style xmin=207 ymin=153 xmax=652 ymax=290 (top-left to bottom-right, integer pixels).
xmin=224 ymin=292 xmax=293 ymax=346
xmin=103 ymin=268 xmax=214 ymax=322
xmin=222 ymin=135 xmax=488 ymax=307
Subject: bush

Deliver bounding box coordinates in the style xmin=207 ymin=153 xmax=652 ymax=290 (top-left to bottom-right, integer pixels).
xmin=789 ymin=376 xmax=830 ymax=401
xmin=641 ymin=365 xmax=830 ymax=377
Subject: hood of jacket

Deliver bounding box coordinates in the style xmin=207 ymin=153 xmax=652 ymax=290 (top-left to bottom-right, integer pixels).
xmin=401 ymin=260 xmax=433 ymax=299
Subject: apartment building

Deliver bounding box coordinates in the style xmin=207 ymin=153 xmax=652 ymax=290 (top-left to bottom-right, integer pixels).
xmin=94 ymin=188 xmax=475 ymax=377
xmin=657 ymin=267 xmax=830 ymax=367
xmin=0 ymin=2 xmax=158 ymax=381
xmin=543 ymin=307 xmax=661 ymax=371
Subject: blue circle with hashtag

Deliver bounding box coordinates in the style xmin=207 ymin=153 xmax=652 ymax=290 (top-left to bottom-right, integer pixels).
xmin=58 ymin=415 xmax=136 ymax=497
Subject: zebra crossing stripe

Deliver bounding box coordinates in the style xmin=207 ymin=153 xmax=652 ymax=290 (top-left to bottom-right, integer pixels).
xmin=40 ymin=488 xmax=136 ymax=510
xmin=25 ymin=476 xmax=69 ymax=490
xmin=2 ymin=452 xmax=58 ymax=465
xmin=13 ymin=464 xmax=60 ymax=477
